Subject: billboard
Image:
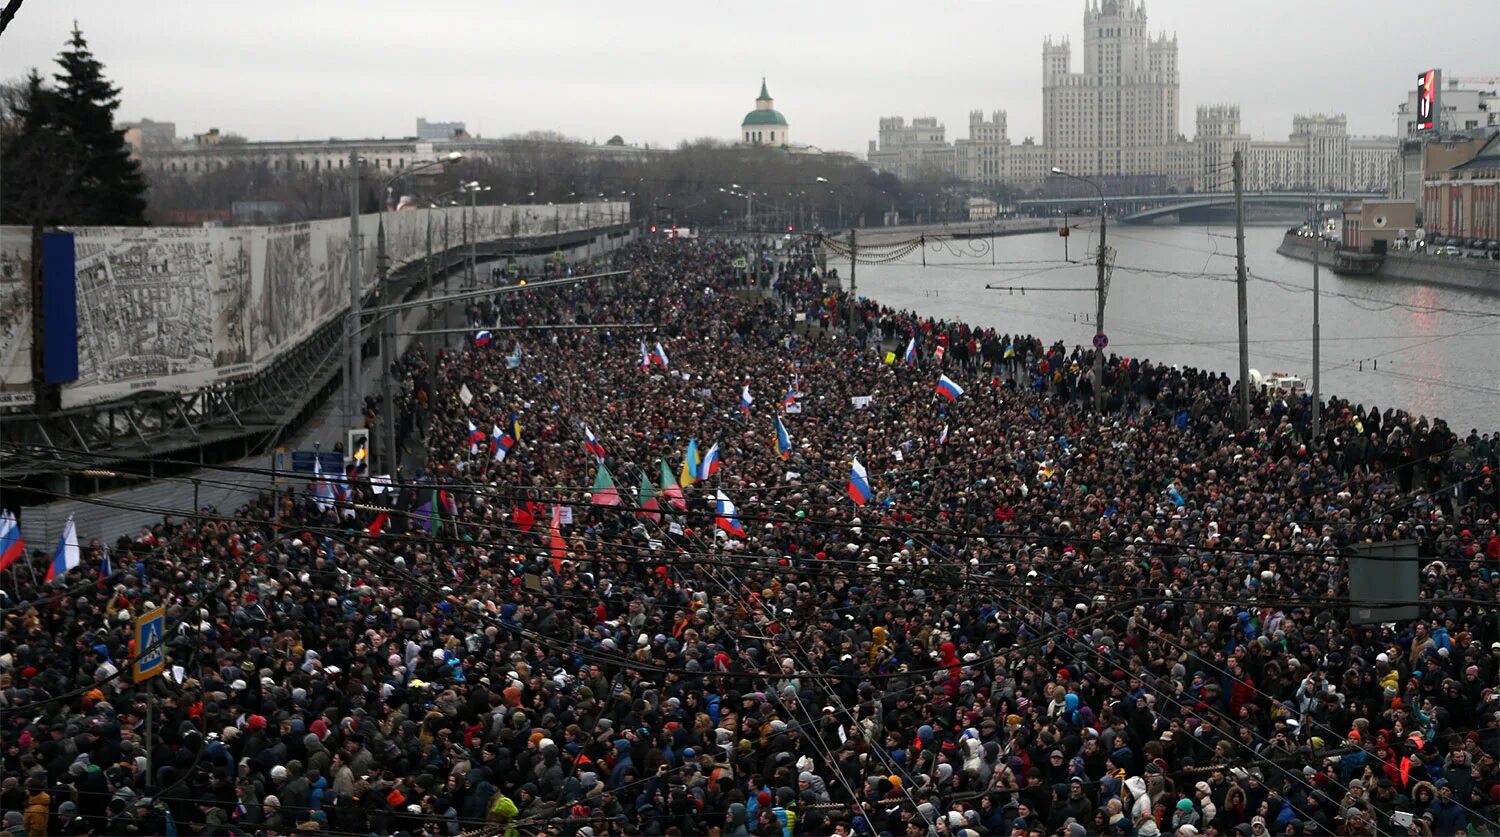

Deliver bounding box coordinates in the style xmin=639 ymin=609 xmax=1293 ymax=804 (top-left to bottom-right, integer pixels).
xmin=1416 ymin=69 xmax=1441 ymax=131
xmin=0 ymin=203 xmax=626 ymax=410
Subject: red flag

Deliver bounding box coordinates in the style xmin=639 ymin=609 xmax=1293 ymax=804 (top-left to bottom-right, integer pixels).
xmin=366 ymin=512 xmax=389 ymax=535
xmin=514 ymin=503 xmax=536 ymax=534
xmin=548 ymin=504 xmax=567 ymax=573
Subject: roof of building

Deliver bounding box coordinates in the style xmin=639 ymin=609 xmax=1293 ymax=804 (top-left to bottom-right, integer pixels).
xmin=758 ymin=78 xmax=771 ymax=101
xmin=743 ymin=109 xmax=788 ymax=127
xmin=1450 ymin=131 xmax=1500 ymax=172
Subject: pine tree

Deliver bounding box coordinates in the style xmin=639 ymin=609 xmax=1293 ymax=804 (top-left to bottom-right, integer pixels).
xmin=0 ymin=69 xmax=86 ymax=226
xmin=49 ymin=23 xmax=147 ymax=225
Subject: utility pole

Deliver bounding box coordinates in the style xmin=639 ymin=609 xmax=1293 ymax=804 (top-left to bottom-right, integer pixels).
xmin=381 ymin=300 xmax=398 ymax=477
xmin=468 ymin=187 xmax=477 ymax=290
xmin=1233 ymin=150 xmax=1250 ymax=429
xmin=1093 ymin=203 xmax=1108 ymax=415
xmin=847 ymin=228 xmax=858 ymax=334
xmin=346 ymin=151 xmax=362 ymax=438
xmin=1311 ymin=198 xmax=1322 ymax=443
xmin=376 ymin=215 xmax=398 ymax=478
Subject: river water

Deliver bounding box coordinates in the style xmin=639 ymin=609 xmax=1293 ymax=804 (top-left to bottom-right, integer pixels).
xmin=851 ymin=224 xmax=1500 ymax=432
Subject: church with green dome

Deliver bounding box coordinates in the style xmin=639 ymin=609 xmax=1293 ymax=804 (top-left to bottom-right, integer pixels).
xmin=740 ymin=79 xmax=788 ymax=147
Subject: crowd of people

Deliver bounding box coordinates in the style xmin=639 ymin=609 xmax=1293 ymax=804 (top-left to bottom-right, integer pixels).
xmin=2 ymin=234 xmax=1497 ymax=837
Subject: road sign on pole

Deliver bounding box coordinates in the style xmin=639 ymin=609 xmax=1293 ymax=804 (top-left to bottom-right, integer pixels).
xmin=134 ymin=606 xmax=166 ymax=683
xmin=1092 ymin=333 xmax=1109 ymax=351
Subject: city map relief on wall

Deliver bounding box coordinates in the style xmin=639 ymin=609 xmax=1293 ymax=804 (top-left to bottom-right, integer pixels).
xmin=71 ymin=228 xmax=215 ymax=394
xmin=0 ymin=229 xmax=32 ymax=404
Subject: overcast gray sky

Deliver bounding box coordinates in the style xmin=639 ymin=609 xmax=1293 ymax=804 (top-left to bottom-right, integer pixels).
xmin=3 ymin=0 xmax=1494 ymax=153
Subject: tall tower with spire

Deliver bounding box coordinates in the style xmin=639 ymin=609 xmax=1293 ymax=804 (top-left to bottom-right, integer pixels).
xmin=741 ymin=78 xmax=789 ymax=147
xmin=1041 ymin=0 xmax=1178 ymax=179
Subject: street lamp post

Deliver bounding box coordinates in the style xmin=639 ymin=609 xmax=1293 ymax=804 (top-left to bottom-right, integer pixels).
xmin=1050 ymin=167 xmax=1108 ymax=415
xmin=374 ymin=153 xmax=461 ymax=473
xmin=345 ymin=151 xmax=363 ymax=443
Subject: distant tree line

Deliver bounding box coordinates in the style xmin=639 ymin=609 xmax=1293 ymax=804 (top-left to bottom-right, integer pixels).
xmin=138 ymin=137 xmax=1023 ymax=229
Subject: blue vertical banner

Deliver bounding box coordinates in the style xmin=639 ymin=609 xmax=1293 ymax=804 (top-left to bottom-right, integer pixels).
xmin=41 ymin=231 xmax=79 ymax=385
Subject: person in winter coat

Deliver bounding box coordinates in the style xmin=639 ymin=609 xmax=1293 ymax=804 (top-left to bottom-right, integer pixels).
xmin=486 ymin=789 xmax=518 ymax=831
xmin=1424 ymin=781 xmax=1466 ymax=836
xmin=1171 ymin=797 xmax=1200 ymax=833
xmin=725 ymin=801 xmax=750 ymax=837
xmin=21 ymin=779 xmax=48 ymax=837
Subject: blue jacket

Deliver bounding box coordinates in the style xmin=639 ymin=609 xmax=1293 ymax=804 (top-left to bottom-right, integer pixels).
xmin=1427 ymin=797 xmax=1466 ymax=836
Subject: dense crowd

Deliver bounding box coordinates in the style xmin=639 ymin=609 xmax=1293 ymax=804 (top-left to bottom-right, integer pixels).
xmin=2 ymin=235 xmax=1498 ymax=837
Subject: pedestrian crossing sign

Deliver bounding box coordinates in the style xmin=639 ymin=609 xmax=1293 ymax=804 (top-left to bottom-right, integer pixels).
xmin=134 ymin=606 xmax=166 ymax=683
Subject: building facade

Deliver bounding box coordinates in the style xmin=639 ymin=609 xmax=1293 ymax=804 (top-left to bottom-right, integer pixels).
xmin=416 ymin=118 xmax=467 ymax=141
xmin=1040 ymin=0 xmax=1178 ymax=179
xmin=866 ymin=3 xmax=1396 ymax=195
xmin=1423 ymin=132 xmax=1500 ymax=241
xmin=1395 ymin=77 xmax=1499 ymax=138
xmin=121 ymin=119 xmax=177 ymax=158
xmin=741 ymin=79 xmax=789 ymax=147
xmin=867 ymin=117 xmax=956 ymax=180
xmin=138 ymin=136 xmax=654 ymax=180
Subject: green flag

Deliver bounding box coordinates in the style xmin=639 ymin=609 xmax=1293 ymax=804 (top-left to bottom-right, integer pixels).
xmin=591 ymin=465 xmax=622 ymax=507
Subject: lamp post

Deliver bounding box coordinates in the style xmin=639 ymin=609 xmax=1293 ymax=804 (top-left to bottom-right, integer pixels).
xmin=373 ymin=153 xmax=461 ymax=473
xmin=345 ymin=151 xmax=363 ymax=443
xmin=815 ymin=176 xmax=855 ymax=232
xmin=465 ymin=182 xmax=491 ymax=289
xmin=1050 ymin=167 xmax=1109 ymax=415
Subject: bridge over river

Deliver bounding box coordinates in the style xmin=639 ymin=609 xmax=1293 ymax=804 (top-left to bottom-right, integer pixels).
xmin=1015 ymin=191 xmax=1378 ymax=224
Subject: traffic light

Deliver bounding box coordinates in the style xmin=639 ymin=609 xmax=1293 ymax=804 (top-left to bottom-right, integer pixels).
xmin=346 ymin=429 xmax=370 ymax=471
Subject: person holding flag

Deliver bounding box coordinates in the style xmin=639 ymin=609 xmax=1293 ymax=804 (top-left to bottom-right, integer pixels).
xmin=714 ymin=491 xmax=747 ymax=538
xmin=935 ymin=374 xmax=965 ymax=401
xmin=903 ymin=336 xmax=918 ymax=365
xmin=591 ymin=465 xmax=622 ymax=506
xmin=680 ymin=439 xmax=700 ymax=487
xmin=583 ymin=425 xmax=607 ymax=461
xmin=491 ymin=423 xmax=517 ymax=462
xmin=44 ymin=514 xmax=79 ymax=582
xmin=660 ymin=461 xmax=687 ymax=510
xmin=0 ymin=510 xmax=23 ymax=574
xmin=698 ymin=443 xmax=722 ymax=480
xmin=848 ymin=458 xmax=873 ymax=506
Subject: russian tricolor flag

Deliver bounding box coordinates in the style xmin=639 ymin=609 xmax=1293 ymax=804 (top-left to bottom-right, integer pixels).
xmin=45 ymin=514 xmax=79 ymax=582
xmin=740 ymin=384 xmax=753 ymax=415
xmin=654 ymin=341 xmax=670 ymax=368
xmin=848 ymin=458 xmax=873 ymax=506
xmin=938 ymin=424 xmax=949 ymax=446
xmin=583 ymin=425 xmax=607 ymax=461
xmin=0 ymin=510 xmax=25 ymax=573
xmin=311 ymin=460 xmax=335 ymax=512
xmin=774 ymin=416 xmax=792 ymax=460
xmin=474 ymin=330 xmax=492 ymax=347
xmin=903 ymin=337 xmax=917 ymax=364
xmin=714 ymin=491 xmax=747 ymax=538
xmin=935 ymin=374 xmax=965 ymax=401
xmin=640 ymin=340 xmax=652 ymax=370
xmin=698 ymin=443 xmax=721 ymax=480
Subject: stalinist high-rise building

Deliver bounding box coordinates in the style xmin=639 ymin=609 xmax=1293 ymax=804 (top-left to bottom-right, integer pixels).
xmin=1042 ymin=0 xmax=1179 ymax=180
xmin=866 ymin=1 xmax=1396 ymax=193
